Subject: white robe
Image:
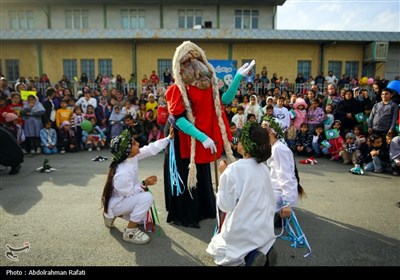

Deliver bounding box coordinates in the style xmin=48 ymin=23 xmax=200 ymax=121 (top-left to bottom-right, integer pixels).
xmin=267 ymin=140 xmax=298 ymax=211
xmin=206 ymin=158 xmax=276 ymax=266
xmin=107 ymin=137 xmax=169 ymax=218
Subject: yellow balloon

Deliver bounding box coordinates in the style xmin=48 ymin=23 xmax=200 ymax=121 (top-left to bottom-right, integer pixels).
xmin=360 ymin=77 xmax=368 ymax=85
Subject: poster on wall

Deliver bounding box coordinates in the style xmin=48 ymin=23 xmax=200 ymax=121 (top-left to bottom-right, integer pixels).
xmin=208 ymin=60 xmax=237 ymax=89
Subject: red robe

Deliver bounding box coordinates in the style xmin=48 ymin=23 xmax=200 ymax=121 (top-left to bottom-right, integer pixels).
xmin=166 ymin=84 xmax=232 ymax=164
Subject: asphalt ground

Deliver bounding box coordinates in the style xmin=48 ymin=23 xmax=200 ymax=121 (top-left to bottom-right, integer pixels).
xmin=0 ymin=150 xmax=399 ymax=268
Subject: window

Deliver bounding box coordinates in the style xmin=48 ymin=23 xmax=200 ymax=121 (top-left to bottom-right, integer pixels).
xmin=297 ymin=60 xmax=311 ymax=80
xmin=121 ymin=9 xmax=145 ymax=29
xmin=158 ymin=59 xmax=172 ymax=82
xmin=98 ymin=59 xmax=112 ymax=77
xmin=65 ymin=9 xmax=88 ymax=29
xmin=363 ymin=63 xmax=375 ymax=79
xmin=235 ymin=10 xmax=258 ymax=29
xmin=345 ymin=61 xmax=359 ymax=79
xmin=5 ymin=60 xmax=19 ymax=82
xmin=9 ymin=10 xmax=34 ymax=29
xmin=178 ymin=9 xmax=202 ymax=28
xmin=81 ymin=59 xmax=95 ymax=81
xmin=327 ymin=61 xmax=342 ymax=78
xmin=63 ymin=59 xmax=77 ymax=81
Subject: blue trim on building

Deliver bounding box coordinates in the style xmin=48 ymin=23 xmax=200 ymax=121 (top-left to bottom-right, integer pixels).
xmin=2 ymin=29 xmax=399 ymax=42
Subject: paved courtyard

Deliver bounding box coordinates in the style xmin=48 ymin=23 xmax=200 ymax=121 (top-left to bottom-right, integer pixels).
xmin=1 ymin=151 xmax=399 ymax=267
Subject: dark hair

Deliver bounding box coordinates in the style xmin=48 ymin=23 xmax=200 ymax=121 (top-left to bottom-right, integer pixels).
xmin=300 ymin=122 xmax=308 ymax=128
xmin=101 ymin=161 xmax=118 ymax=213
xmin=46 ymin=88 xmax=55 ymax=96
xmin=247 ymin=124 xmax=271 ymax=163
xmin=381 ymin=88 xmax=394 ymax=95
xmin=124 ymin=114 xmax=134 ymax=121
xmin=294 ymin=164 xmax=305 ymax=198
xmin=369 ymin=133 xmax=382 ymax=142
xmin=246 ymin=113 xmax=256 ymax=121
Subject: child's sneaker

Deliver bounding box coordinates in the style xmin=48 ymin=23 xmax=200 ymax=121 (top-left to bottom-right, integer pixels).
xmin=88 ymin=148 xmax=92 ymax=152
xmin=36 ymin=147 xmax=41 ymax=154
xmin=123 ymin=227 xmax=150 ymax=244
xmin=60 ymin=149 xmax=66 ymax=154
xmin=96 ymin=147 xmax=101 ymax=151
xmin=103 ymin=213 xmax=116 ymax=228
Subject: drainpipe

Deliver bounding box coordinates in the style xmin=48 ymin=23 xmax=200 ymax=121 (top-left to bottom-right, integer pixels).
xmin=37 ymin=43 xmax=43 ymax=76
xmin=160 ymin=1 xmax=163 ymax=28
xmin=103 ymin=5 xmax=107 ymax=28
xmin=320 ymin=43 xmax=325 ymax=74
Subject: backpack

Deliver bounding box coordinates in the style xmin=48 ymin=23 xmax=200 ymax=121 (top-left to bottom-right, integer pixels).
xmin=157 ymin=105 xmax=168 ymax=126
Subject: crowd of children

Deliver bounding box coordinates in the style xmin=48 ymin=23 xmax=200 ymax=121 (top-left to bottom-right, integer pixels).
xmin=0 ymin=82 xmax=167 ymax=157
xmin=1 ymin=71 xmax=399 ymax=178
xmin=227 ymin=82 xmax=399 ymax=176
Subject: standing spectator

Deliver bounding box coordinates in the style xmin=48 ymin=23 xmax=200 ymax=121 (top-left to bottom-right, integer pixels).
xmin=368 ymin=88 xmax=398 ymax=138
xmin=55 ymin=99 xmax=72 ymax=129
xmin=21 ymin=95 xmax=45 ymax=154
xmin=40 ymin=73 xmax=51 ymax=85
xmin=325 ymin=71 xmax=338 ymax=85
xmin=80 ymin=73 xmax=89 ymax=86
xmin=6 ymin=92 xmax=24 ymax=126
xmin=163 ymin=68 xmax=172 ymax=86
xmin=314 ymin=71 xmax=325 ymax=87
xmin=76 ymin=90 xmax=97 ymax=114
xmin=43 ymin=88 xmax=57 ymax=127
xmin=0 ymin=77 xmax=13 ymax=99
xmin=95 ymin=96 xmax=112 ymax=131
xmin=335 ymin=89 xmax=363 ymax=133
xmin=244 ymin=95 xmax=262 ymax=123
xmin=149 ymin=70 xmax=159 ymax=85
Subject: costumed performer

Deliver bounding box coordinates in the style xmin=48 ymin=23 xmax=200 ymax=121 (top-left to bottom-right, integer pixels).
xmin=164 ymin=41 xmax=255 ymax=228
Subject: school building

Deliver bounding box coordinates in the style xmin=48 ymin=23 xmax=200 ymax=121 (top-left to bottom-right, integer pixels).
xmin=1 ymin=0 xmax=399 ymax=87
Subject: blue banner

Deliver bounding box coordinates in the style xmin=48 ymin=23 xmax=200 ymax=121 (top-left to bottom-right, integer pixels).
xmin=208 ymin=60 xmax=237 ymax=88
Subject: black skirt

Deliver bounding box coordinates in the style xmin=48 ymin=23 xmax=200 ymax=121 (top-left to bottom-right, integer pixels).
xmin=163 ymin=126 xmax=216 ymax=227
